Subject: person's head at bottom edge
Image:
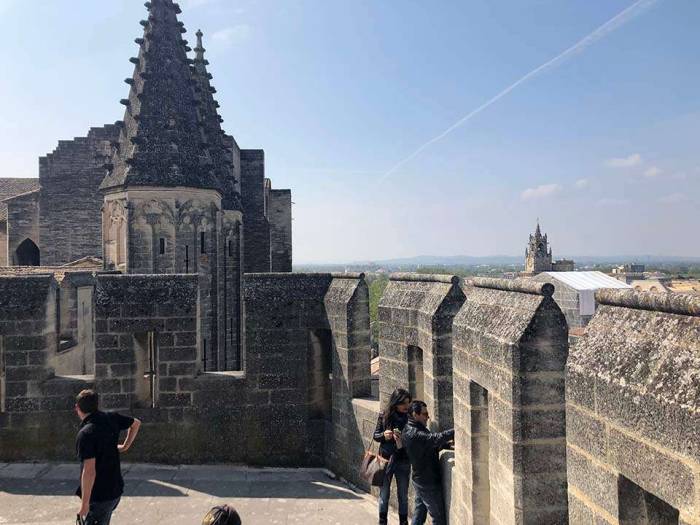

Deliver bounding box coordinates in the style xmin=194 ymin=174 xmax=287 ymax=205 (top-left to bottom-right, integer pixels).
xmin=202 ymin=504 xmax=242 ymax=525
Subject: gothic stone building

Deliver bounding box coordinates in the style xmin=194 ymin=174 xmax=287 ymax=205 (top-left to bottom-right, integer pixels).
xmin=523 ymin=221 xmax=575 ymax=275
xmin=0 ymin=0 xmax=291 ymax=371
xmin=2 ymin=3 xmax=699 ymax=524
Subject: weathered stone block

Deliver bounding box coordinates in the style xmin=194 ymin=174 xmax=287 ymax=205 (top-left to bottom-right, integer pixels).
xmin=607 ymin=427 xmax=695 ymax=510
xmin=566 ymin=445 xmax=619 ymax=516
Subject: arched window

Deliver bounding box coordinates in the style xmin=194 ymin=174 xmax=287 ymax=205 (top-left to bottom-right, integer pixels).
xmin=15 ymin=238 xmax=40 ymax=266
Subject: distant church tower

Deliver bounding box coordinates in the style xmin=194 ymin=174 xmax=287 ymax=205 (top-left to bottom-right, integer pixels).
xmin=525 ymin=221 xmax=553 ymax=274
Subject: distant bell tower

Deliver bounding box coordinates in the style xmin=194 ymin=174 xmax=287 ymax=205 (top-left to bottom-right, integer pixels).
xmin=525 ymin=220 xmax=553 ymax=274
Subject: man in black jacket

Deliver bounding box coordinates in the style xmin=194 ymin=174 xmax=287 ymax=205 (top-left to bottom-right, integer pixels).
xmin=402 ymin=401 xmax=454 ymax=525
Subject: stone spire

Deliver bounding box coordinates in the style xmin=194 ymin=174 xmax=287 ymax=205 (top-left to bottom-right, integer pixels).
xmin=192 ymin=29 xmax=241 ymax=210
xmin=100 ymin=0 xmax=223 ymax=194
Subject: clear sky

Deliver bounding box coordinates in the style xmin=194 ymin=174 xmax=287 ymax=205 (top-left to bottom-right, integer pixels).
xmin=1 ymin=0 xmax=698 ymax=263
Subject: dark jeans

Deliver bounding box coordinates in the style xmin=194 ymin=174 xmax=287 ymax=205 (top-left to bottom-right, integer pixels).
xmin=378 ymin=458 xmax=410 ymax=517
xmin=85 ymin=497 xmax=121 ymax=525
xmin=411 ymin=484 xmax=446 ymax=525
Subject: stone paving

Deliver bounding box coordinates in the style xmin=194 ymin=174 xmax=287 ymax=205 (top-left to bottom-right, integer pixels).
xmin=0 ymin=463 xmax=395 ymax=525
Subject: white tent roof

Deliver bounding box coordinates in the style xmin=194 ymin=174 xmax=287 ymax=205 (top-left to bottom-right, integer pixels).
xmin=541 ymin=271 xmax=632 ymax=291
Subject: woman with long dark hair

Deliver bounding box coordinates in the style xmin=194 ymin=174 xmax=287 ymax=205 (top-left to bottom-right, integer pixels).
xmin=373 ymin=387 xmax=412 ymax=525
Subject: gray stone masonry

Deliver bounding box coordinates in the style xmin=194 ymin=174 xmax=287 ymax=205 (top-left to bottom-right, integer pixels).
xmin=378 ymin=273 xmax=466 ymax=431
xmin=241 ymin=149 xmax=271 ymax=273
xmin=0 ymin=178 xmax=40 ymax=267
xmin=99 ymin=0 xmax=223 ymax=194
xmin=269 ymin=189 xmax=292 ymax=272
xmin=0 ymin=275 xmax=93 ymax=461
xmin=39 ymin=125 xmax=120 ymax=265
xmin=567 ymin=289 xmax=700 ymax=525
xmin=93 ymin=274 xmax=200 ymax=413
xmin=323 ymin=274 xmax=373 ymax=487
xmin=6 ymin=190 xmax=39 ymax=266
xmin=452 ymin=278 xmax=569 ymax=525
xmin=0 ymin=271 xmax=371 ymax=469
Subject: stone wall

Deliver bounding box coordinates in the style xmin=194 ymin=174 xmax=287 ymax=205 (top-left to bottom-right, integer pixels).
xmin=39 ymin=125 xmax=120 ymax=265
xmin=3 ymin=269 xmax=700 ymax=524
xmin=243 ymin=272 xmax=367 ymax=466
xmin=323 ymin=274 xmax=373 ymax=485
xmin=240 ymin=149 xmax=271 ymax=273
xmin=93 ymin=274 xmax=200 ymax=411
xmin=0 ymin=271 xmax=369 ymax=468
xmin=378 ymin=273 xmax=466 ymax=430
xmin=451 ymin=278 xmax=569 ymax=524
xmin=0 ymin=275 xmax=93 ymax=460
xmin=6 ymin=190 xmax=40 ymax=266
xmin=268 ymin=189 xmax=292 ymax=272
xmin=567 ymin=289 xmax=700 ymax=525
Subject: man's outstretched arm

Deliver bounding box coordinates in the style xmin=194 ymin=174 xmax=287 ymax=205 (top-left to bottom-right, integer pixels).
xmin=118 ymin=418 xmax=141 ymax=453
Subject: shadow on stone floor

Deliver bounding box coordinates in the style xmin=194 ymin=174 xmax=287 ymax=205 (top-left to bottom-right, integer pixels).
xmin=0 ymin=464 xmax=365 ymax=501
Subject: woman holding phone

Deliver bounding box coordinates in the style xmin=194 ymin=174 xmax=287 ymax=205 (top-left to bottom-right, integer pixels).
xmin=373 ymin=387 xmax=412 ymax=525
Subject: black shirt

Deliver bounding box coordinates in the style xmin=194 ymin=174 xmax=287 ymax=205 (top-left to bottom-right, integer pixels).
xmin=75 ymin=411 xmax=134 ymax=502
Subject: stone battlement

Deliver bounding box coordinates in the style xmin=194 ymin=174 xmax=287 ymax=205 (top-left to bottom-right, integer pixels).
xmin=0 ymin=271 xmax=698 ymax=524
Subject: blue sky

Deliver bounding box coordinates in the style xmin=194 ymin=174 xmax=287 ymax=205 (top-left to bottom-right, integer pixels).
xmin=1 ymin=0 xmax=698 ymax=262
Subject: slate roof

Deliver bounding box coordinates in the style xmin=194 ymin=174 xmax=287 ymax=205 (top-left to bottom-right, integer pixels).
xmin=0 ymin=178 xmax=40 ymax=222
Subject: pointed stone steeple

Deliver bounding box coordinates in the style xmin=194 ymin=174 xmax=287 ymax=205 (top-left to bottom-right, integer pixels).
xmin=192 ymin=29 xmax=241 ymax=210
xmin=100 ymin=0 xmax=223 ymax=194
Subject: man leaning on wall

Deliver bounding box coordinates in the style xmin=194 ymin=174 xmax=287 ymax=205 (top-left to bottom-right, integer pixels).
xmin=74 ymin=389 xmax=141 ymax=525
xmin=402 ymin=401 xmax=454 ymax=525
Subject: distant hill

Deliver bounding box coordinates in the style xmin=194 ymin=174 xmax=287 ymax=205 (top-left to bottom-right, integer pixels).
xmin=295 ymin=254 xmax=700 ymax=269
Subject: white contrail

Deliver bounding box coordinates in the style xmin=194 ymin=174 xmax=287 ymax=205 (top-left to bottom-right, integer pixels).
xmin=379 ymin=0 xmax=659 ymax=182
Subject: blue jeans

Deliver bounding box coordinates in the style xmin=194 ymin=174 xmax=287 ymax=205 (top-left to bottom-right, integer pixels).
xmin=378 ymin=458 xmax=410 ymax=517
xmin=411 ymin=485 xmax=446 ymax=525
xmin=85 ymin=497 xmax=121 ymax=525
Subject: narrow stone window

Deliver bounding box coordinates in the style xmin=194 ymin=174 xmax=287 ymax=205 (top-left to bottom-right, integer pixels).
xmin=200 ymin=232 xmax=206 ymax=254
xmin=202 ymin=339 xmax=208 ymax=371
xmin=228 ymin=240 xmax=233 ymax=257
xmin=308 ymin=329 xmax=333 ymax=421
xmin=618 ymin=475 xmax=679 ymax=524
xmin=470 ymin=382 xmax=490 ymax=521
xmin=407 ymin=345 xmax=424 ymax=402
xmin=55 ymin=288 xmax=62 ymax=352
xmin=134 ymin=332 xmax=158 ymax=408
xmin=159 ymin=238 xmax=165 ymax=255
xmin=185 ymin=245 xmax=190 ymax=273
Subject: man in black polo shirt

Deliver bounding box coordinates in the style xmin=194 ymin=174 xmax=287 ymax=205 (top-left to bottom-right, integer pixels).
xmin=75 ymin=389 xmax=141 ymax=525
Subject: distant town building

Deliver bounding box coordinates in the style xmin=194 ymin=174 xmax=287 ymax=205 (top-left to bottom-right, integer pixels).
xmin=533 ymin=271 xmax=631 ymax=328
xmin=611 ymin=263 xmax=646 ymax=284
xmin=523 ymin=221 xmax=574 ymax=275
xmin=631 ymin=278 xmax=700 ymax=295
xmin=552 ymin=259 xmax=575 ymax=272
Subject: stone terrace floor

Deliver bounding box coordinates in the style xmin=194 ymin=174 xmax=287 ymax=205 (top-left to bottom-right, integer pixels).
xmin=0 ymin=463 xmax=397 ymax=524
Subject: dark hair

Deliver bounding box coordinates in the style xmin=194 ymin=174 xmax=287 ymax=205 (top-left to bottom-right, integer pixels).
xmin=76 ymin=389 xmax=99 ymax=414
xmin=409 ymin=400 xmax=427 ymax=418
xmin=384 ymin=388 xmax=411 ymax=427
xmin=202 ymin=505 xmax=241 ymax=525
